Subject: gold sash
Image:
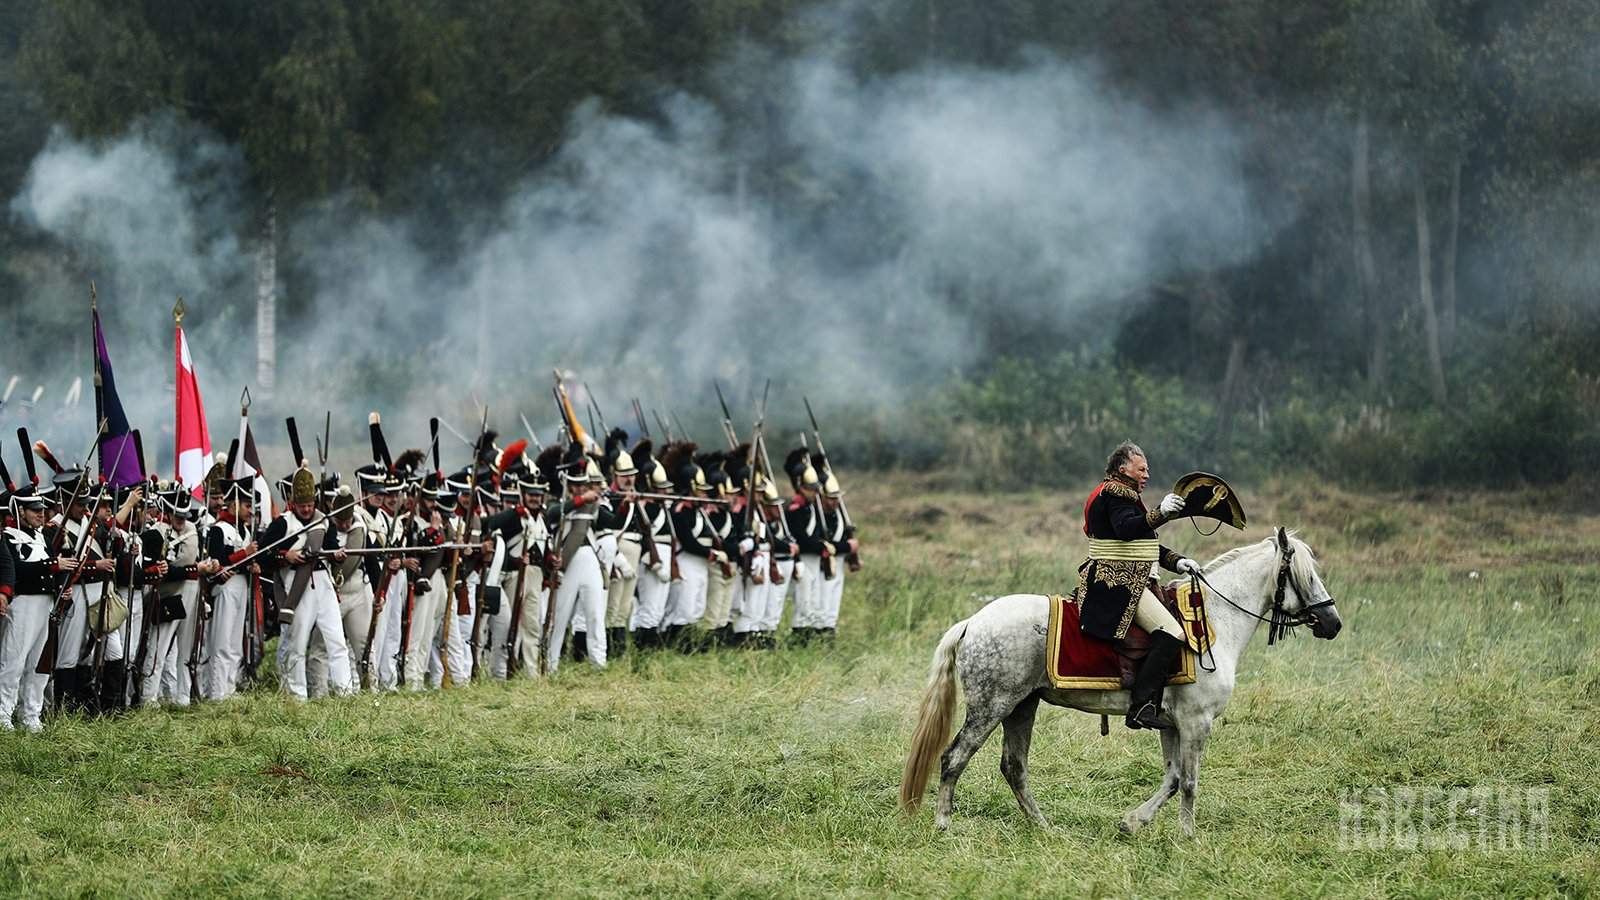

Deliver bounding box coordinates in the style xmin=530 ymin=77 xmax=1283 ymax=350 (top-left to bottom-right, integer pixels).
xmin=1086 ymin=538 xmax=1159 ymax=561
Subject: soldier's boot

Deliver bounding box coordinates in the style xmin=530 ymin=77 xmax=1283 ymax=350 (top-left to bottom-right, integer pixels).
xmin=96 ymin=661 xmax=127 ymax=715
xmin=52 ymin=668 xmax=83 ymax=714
xmin=1125 ymin=631 xmax=1184 ymax=731
xmin=570 ymin=631 xmax=588 ymax=663
xmin=606 ymin=627 xmax=627 ymax=660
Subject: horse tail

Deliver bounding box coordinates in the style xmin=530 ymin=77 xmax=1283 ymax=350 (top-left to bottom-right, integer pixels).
xmin=899 ymin=618 xmax=968 ymax=815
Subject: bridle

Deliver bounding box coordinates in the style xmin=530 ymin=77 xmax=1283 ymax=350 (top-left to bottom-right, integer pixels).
xmin=1195 ymin=528 xmax=1335 ymax=646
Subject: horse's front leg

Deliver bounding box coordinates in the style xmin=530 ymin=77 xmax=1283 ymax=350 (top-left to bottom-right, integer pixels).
xmin=1118 ymin=727 xmax=1179 ymax=835
xmin=1177 ymin=718 xmax=1213 ymax=837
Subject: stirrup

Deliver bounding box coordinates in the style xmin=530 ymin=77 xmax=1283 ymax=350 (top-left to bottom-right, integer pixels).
xmin=1124 ymin=700 xmax=1171 ymax=731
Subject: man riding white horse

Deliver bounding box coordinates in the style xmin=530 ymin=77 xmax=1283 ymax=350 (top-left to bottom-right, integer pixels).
xmin=1075 ymin=442 xmax=1200 ymax=730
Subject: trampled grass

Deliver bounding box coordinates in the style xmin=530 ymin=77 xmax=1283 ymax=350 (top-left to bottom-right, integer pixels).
xmin=1 ymin=476 xmax=1597 ymax=897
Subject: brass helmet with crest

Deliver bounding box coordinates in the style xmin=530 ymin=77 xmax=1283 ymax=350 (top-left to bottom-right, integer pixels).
xmin=290 ymin=460 xmax=317 ymax=507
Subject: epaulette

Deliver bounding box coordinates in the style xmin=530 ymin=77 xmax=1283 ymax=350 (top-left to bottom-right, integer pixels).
xmin=1099 ymin=479 xmax=1140 ymax=501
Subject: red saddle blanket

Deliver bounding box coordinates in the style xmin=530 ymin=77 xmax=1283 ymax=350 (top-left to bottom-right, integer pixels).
xmin=1044 ymin=581 xmax=1212 ymax=691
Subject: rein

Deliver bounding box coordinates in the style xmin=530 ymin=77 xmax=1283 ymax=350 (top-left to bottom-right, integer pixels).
xmin=1192 ymin=533 xmax=1333 ymax=647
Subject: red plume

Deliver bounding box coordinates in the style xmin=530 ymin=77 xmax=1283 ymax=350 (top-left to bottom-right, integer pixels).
xmin=33 ymin=440 xmax=65 ymax=474
xmin=496 ymin=439 xmax=529 ymax=474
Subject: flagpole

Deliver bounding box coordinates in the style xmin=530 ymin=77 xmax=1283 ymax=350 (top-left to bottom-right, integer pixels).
xmin=173 ymin=297 xmax=185 ymax=483
xmin=90 ymin=282 xmax=103 ymax=479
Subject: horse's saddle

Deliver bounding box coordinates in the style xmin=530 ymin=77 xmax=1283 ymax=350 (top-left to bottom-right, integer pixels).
xmin=1045 ymin=580 xmax=1213 ymax=691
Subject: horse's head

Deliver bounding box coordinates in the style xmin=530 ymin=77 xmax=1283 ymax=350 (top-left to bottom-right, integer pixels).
xmin=1275 ymin=527 xmax=1341 ymax=639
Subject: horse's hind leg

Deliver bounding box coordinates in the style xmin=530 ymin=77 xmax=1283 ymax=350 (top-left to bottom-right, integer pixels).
xmin=934 ymin=708 xmax=1003 ymax=831
xmin=999 ymin=693 xmax=1049 ymax=827
xmin=1118 ymin=727 xmax=1180 ymax=835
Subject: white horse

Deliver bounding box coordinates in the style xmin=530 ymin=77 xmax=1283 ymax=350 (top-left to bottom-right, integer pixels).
xmin=899 ymin=528 xmax=1342 ymax=836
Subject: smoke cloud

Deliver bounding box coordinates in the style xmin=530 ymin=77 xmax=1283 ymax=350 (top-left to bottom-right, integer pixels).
xmin=5 ymin=22 xmax=1278 ymax=476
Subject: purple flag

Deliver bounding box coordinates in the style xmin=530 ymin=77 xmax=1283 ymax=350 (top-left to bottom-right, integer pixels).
xmin=93 ymin=308 xmax=143 ymax=487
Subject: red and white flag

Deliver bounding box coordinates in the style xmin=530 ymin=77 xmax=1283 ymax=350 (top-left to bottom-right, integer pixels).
xmin=174 ymin=320 xmax=212 ymax=495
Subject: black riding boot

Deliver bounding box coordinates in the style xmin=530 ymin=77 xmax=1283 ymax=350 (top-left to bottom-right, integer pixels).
xmin=1125 ymin=631 xmax=1184 ymax=731
xmin=607 ymin=627 xmax=627 ymax=660
xmin=570 ymin=631 xmax=588 ymax=663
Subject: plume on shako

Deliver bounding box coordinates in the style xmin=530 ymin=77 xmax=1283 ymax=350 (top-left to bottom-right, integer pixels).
xmin=696 ymin=449 xmax=729 ymax=497
xmin=728 ymin=443 xmax=753 ymax=494
xmin=812 ymin=451 xmax=842 ymax=498
xmin=394 ymin=448 xmax=426 ymax=479
xmin=661 ymin=441 xmax=701 ymax=495
xmin=534 ymin=444 xmax=565 ymax=498
xmin=632 ymin=438 xmax=669 ymax=489
xmin=603 ymin=428 xmax=636 ymax=478
xmin=784 ymin=447 xmax=820 ymax=492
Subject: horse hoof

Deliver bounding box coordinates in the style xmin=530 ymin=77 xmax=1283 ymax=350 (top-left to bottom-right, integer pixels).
xmin=1117 ymin=817 xmax=1139 ymax=836
xmin=935 ymin=816 xmax=950 ymax=832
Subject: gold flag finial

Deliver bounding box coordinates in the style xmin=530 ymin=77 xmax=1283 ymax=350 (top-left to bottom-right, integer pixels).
xmin=173 ymin=296 xmax=186 ymax=324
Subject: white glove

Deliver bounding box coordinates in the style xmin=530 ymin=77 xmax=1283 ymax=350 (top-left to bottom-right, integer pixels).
xmin=710 ymin=549 xmax=727 ymax=564
xmin=614 ymin=554 xmax=636 ymax=581
xmin=792 ymin=560 xmax=806 ymax=580
xmin=1176 ymin=558 xmax=1200 ymax=575
xmin=737 ymin=537 xmax=755 ymax=555
xmin=1159 ymin=492 xmax=1185 ymax=516
xmin=653 ymin=559 xmax=671 ymax=580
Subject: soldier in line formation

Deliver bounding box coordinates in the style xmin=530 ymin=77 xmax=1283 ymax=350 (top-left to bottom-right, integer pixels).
xmin=0 ymin=419 xmax=861 ymax=729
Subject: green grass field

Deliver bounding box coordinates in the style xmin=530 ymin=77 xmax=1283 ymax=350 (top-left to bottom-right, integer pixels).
xmin=2 ymin=477 xmax=1597 ymax=898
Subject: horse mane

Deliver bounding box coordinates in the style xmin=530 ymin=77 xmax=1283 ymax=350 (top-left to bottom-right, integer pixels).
xmin=1202 ymin=530 xmax=1321 ymax=581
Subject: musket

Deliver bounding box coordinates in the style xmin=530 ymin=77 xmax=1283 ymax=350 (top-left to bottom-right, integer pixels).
xmin=608 ymin=489 xmax=731 ymax=505
xmin=632 ymin=399 xmax=650 ymax=440
xmin=653 ymin=410 xmax=673 ymax=443
xmin=804 ymin=397 xmax=861 ymax=572
xmin=37 ymin=422 xmax=123 ymax=675
xmin=754 ymin=432 xmax=788 ymax=586
xmin=315 ymin=410 xmax=331 ymax=508
xmin=798 ymin=433 xmax=835 ymax=580
xmin=188 ymin=570 xmax=211 ymax=705
xmin=713 ymin=381 xmax=740 ymax=451
xmin=212 ymin=499 xmax=359 ymax=578
xmin=504 ymin=524 xmax=531 ymax=679
xmin=584 ymin=383 xmax=608 ymax=436
xmin=740 ymin=383 xmax=769 ymax=582
xmin=518 ymin=413 xmax=544 ymax=452
xmin=670 ymin=410 xmax=690 ymax=444
xmin=436 ymin=417 xmax=476 ymax=450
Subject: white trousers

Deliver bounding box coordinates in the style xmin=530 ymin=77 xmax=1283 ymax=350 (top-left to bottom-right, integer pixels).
xmin=279 ymin=571 xmax=352 ymax=700
xmin=628 ymin=543 xmax=673 ymax=631
xmin=514 ymin=576 xmax=550 ymax=678
xmin=403 ymin=571 xmax=445 ymax=690
xmin=548 ymin=547 xmax=606 ymax=672
xmin=605 ymin=538 xmax=642 ymax=629
xmin=731 ymin=551 xmax=773 ymax=634
xmin=140 ymin=584 xmax=196 ymax=707
xmin=1134 ymin=587 xmax=1185 ymax=639
xmin=56 ymin=583 xmax=92 ymax=669
xmin=760 ymin=558 xmax=796 ymax=632
xmin=700 ymin=564 xmax=736 ymax=630
xmin=791 ymin=555 xmax=825 ymax=628
xmin=817 ymin=566 xmax=845 ymax=630
xmin=0 ymin=595 xmax=53 ymax=730
xmin=161 ymin=583 xmax=203 ymax=706
xmin=206 ymin=575 xmax=249 ymax=700
xmin=376 ymin=571 xmax=408 ymax=690
xmin=432 ymin=578 xmax=474 ymax=687
xmin=665 ymin=554 xmax=709 ymax=627
xmin=308 ymin=583 xmax=375 ymax=696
